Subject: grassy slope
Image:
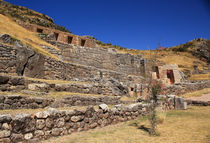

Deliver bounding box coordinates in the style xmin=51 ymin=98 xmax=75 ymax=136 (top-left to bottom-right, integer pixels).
xmin=98 ymin=39 xmax=209 ymax=79
xmin=42 ymin=106 xmax=210 ymax=143
xmin=0 ymin=0 xmax=71 ymax=33
xmin=0 ymin=14 xmax=60 ymax=60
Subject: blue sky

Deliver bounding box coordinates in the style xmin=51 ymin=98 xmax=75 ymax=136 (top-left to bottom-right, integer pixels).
xmin=5 ymin=0 xmax=210 ymax=50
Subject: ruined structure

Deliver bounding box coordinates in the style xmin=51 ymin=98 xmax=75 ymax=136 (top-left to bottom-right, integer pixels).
xmin=152 ymin=64 xmax=183 ymax=85
xmin=18 ymin=22 xmax=96 ymax=48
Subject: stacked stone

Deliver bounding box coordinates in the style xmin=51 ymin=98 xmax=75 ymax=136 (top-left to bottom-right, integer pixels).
xmin=164 ymin=80 xmax=210 ymax=95
xmin=0 ymin=103 xmax=147 ymax=142
xmin=0 ymin=95 xmax=53 ymax=110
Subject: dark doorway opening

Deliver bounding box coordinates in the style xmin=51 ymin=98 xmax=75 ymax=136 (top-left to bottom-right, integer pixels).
xmin=167 ymin=70 xmax=175 ymax=84
xmin=37 ymin=28 xmax=43 ymax=33
xmin=54 ymin=33 xmax=59 ymax=41
xmin=81 ymin=39 xmax=86 ymax=46
xmin=155 ymin=66 xmax=160 ymax=79
xmin=67 ymin=36 xmax=73 ymax=44
xmin=131 ymin=87 xmax=134 ymax=91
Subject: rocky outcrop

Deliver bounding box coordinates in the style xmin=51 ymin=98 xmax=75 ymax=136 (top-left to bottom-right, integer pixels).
xmin=0 ymin=35 xmax=45 ymax=78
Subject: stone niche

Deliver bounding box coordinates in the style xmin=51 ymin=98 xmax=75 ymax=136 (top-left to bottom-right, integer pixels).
xmin=18 ymin=22 xmax=96 ymax=48
xmin=152 ymin=64 xmax=183 ymax=85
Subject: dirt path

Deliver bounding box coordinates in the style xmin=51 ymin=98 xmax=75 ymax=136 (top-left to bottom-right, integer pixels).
xmin=187 ymin=93 xmax=210 ymax=102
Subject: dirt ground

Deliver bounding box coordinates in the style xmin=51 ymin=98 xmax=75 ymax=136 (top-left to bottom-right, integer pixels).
xmin=187 ymin=93 xmax=210 ymax=102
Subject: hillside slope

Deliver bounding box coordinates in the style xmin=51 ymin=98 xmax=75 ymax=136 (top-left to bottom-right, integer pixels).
xmin=0 ymin=0 xmax=71 ymax=33
xmin=96 ymin=38 xmax=210 ymax=79
xmin=0 ymin=0 xmax=209 ymax=80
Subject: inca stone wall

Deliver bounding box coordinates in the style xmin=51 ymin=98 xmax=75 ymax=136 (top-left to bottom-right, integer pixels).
xmin=18 ymin=22 xmax=96 ymax=48
xmin=0 ymin=94 xmax=187 ymax=143
xmin=0 ymin=34 xmax=145 ymax=96
xmin=0 ymin=94 xmax=124 ymax=110
xmin=164 ymin=80 xmax=210 ymax=95
xmin=0 ymin=104 xmax=147 ymax=143
xmin=54 ymin=42 xmax=146 ymax=76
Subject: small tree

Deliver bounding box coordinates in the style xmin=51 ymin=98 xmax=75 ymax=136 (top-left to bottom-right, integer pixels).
xmin=147 ymin=80 xmax=163 ymax=136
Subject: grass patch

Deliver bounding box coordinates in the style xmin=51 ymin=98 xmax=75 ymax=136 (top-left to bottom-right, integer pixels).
xmin=48 ymin=91 xmax=108 ymax=99
xmin=120 ymin=96 xmax=137 ymax=101
xmin=25 ymin=77 xmax=89 ymax=85
xmin=0 ymin=90 xmax=108 ymax=99
xmin=42 ymin=106 xmax=210 ymax=143
xmin=0 ymin=106 xmax=97 ymax=116
xmin=189 ymin=73 xmax=210 ymax=80
xmin=182 ymin=88 xmax=210 ymax=98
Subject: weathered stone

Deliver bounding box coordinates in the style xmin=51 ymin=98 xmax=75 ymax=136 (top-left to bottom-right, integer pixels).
xmin=56 ymin=118 xmax=65 ymax=128
xmin=0 ymin=130 xmax=11 ymax=138
xmin=46 ymin=118 xmax=54 ymax=128
xmin=0 ymin=114 xmax=12 ymax=123
xmin=11 ymin=114 xmax=35 ymax=133
xmin=28 ymin=83 xmax=49 ymax=91
xmin=127 ymin=103 xmax=142 ymax=111
xmin=71 ymin=116 xmax=84 ymax=122
xmin=0 ymin=96 xmax=5 ymax=103
xmin=51 ymin=128 xmax=63 ymax=136
xmin=0 ymin=34 xmax=13 ymax=44
xmin=11 ymin=133 xmax=23 ymax=142
xmin=34 ymin=130 xmax=44 ymax=137
xmin=10 ymin=77 xmax=24 ymax=86
xmin=34 ymin=111 xmax=49 ymax=119
xmin=36 ymin=119 xmax=45 ymax=129
xmin=90 ymin=123 xmax=98 ymax=129
xmin=47 ymin=108 xmax=58 ymax=115
xmin=0 ymin=75 xmax=9 ymax=84
xmin=2 ymin=123 xmax=10 ymax=130
xmin=15 ymin=42 xmax=35 ymax=76
xmin=24 ymin=133 xmax=33 ymax=140
xmin=99 ymin=104 xmax=109 ymax=112
xmin=0 ymin=138 xmax=11 ymax=143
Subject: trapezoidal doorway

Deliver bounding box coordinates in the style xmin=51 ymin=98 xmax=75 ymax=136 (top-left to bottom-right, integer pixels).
xmin=167 ymin=70 xmax=175 ymax=84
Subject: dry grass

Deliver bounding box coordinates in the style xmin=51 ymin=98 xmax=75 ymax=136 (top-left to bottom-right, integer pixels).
xmin=120 ymin=96 xmax=137 ymax=101
xmin=25 ymin=77 xmax=89 ymax=85
xmin=48 ymin=91 xmax=107 ymax=99
xmin=0 ymin=106 xmax=91 ymax=116
xmin=182 ymin=88 xmax=210 ymax=98
xmin=114 ymin=47 xmax=207 ymax=73
xmin=0 ymin=90 xmax=107 ymax=99
xmin=0 ymin=14 xmax=60 ymax=60
xmin=189 ymin=73 xmax=210 ymax=80
xmin=43 ymin=106 xmax=210 ymax=143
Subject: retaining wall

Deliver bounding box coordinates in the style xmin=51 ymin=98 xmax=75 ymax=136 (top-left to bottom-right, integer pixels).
xmin=0 ymin=104 xmax=147 ymax=142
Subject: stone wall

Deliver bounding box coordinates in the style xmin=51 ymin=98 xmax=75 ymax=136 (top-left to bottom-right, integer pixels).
xmin=44 ymin=57 xmax=144 ymax=85
xmin=0 ymin=104 xmax=147 ymax=142
xmin=0 ymin=34 xmax=144 ymax=96
xmin=54 ymin=42 xmax=146 ymax=76
xmin=164 ymin=80 xmax=210 ymax=95
xmin=0 ymin=94 xmax=125 ymax=110
xmin=152 ymin=64 xmax=183 ymax=85
xmin=0 ymin=95 xmax=53 ymax=110
xmin=18 ymin=22 xmax=96 ymax=48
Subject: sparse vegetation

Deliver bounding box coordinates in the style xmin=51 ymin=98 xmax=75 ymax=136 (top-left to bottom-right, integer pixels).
xmin=182 ymin=88 xmax=210 ymax=98
xmin=0 ymin=0 xmax=72 ymax=33
xmin=42 ymin=106 xmax=210 ymax=143
xmin=0 ymin=14 xmax=60 ymax=60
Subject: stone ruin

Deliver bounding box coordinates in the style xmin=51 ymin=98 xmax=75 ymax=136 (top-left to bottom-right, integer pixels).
xmin=152 ymin=64 xmax=183 ymax=85
xmin=18 ymin=22 xmax=96 ymax=48
xmin=0 ymin=21 xmax=209 ymax=142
